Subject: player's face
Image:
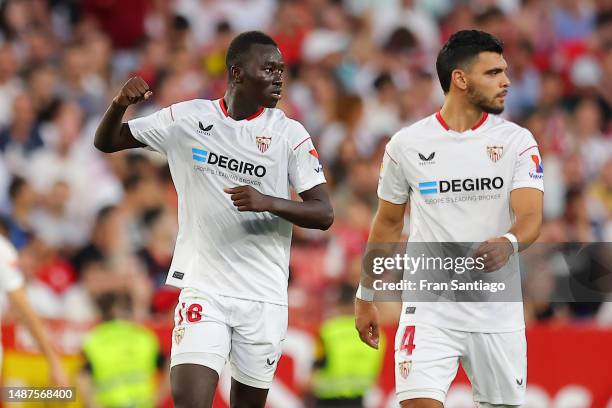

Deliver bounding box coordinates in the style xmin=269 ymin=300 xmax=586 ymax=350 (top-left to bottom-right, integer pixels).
xmin=464 ymin=52 xmax=510 ymax=114
xmin=241 ymin=44 xmax=284 ymax=108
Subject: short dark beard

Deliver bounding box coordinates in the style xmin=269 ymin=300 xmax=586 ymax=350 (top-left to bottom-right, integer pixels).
xmin=467 ymin=84 xmax=504 ymax=114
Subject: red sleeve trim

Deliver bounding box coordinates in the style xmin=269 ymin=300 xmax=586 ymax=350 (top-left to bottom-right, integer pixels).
xmin=518 ymin=145 xmax=538 ymax=156
xmin=293 ymin=136 xmax=311 ymax=150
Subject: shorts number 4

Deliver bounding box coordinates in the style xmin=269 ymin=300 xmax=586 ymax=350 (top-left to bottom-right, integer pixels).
xmin=400 ymin=325 xmax=416 ymax=355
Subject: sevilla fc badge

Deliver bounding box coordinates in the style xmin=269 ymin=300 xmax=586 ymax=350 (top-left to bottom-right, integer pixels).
xmin=487 ymin=145 xmax=504 ymax=162
xmin=173 ymin=327 xmax=185 ymax=345
xmin=398 ymin=361 xmax=412 ymax=379
xmin=256 ymin=136 xmax=272 ymax=153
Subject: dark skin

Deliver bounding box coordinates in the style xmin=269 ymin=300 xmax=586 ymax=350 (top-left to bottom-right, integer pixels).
xmin=95 ymin=43 xmax=333 ymax=408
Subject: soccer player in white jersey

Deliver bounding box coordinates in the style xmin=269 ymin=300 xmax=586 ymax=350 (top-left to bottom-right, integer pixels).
xmin=94 ymin=31 xmax=333 ymax=408
xmin=355 ymin=30 xmax=544 ymax=408
xmin=0 ymin=218 xmax=68 ymax=385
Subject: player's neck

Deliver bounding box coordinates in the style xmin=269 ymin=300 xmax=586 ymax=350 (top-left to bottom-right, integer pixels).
xmin=439 ymin=96 xmax=485 ymax=132
xmin=222 ymin=90 xmax=263 ymax=121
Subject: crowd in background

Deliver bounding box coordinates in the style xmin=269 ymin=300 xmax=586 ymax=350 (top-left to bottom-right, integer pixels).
xmin=0 ymin=0 xmax=610 ymax=330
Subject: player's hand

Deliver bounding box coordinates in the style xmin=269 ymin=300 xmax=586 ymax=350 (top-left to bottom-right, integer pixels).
xmin=355 ymin=298 xmax=380 ymax=349
xmin=113 ymin=76 xmax=153 ymax=107
xmin=224 ymin=185 xmax=273 ymax=212
xmin=474 ymin=237 xmax=514 ymax=272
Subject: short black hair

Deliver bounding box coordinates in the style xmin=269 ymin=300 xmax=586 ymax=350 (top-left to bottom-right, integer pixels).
xmin=436 ymin=30 xmax=504 ymax=94
xmin=225 ymin=31 xmax=277 ymax=73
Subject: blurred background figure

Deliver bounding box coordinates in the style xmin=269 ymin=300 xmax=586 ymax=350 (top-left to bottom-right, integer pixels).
xmin=310 ymin=284 xmax=385 ymax=408
xmin=78 ymin=291 xmax=167 ymax=408
xmin=0 ymin=216 xmax=68 ymax=385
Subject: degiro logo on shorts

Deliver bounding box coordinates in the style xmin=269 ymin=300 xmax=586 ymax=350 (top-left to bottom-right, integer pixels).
xmin=418 ymin=177 xmax=504 ymax=195
xmin=191 ymin=147 xmax=266 ymax=177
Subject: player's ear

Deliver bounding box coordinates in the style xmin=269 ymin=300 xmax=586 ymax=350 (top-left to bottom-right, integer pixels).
xmin=230 ymin=65 xmax=243 ymax=84
xmin=451 ymin=69 xmax=468 ymax=91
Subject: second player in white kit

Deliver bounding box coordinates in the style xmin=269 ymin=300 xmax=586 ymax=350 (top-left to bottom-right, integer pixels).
xmin=355 ymin=30 xmax=544 ymax=408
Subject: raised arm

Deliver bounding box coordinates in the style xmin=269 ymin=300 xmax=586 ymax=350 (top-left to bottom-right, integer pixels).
xmin=94 ymin=77 xmax=151 ymax=153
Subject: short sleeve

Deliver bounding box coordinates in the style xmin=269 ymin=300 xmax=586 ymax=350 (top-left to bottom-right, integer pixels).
xmin=377 ymin=138 xmax=410 ymax=204
xmin=288 ymin=122 xmax=326 ymax=193
xmin=127 ymin=105 xmax=176 ymax=154
xmin=0 ymin=239 xmax=24 ymax=293
xmin=512 ymin=131 xmax=544 ymax=192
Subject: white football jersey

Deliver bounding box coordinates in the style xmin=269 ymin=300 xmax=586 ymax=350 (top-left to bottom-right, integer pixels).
xmin=129 ymin=99 xmax=326 ymax=305
xmin=0 ymin=235 xmax=24 ymax=295
xmin=378 ymin=112 xmax=544 ymax=332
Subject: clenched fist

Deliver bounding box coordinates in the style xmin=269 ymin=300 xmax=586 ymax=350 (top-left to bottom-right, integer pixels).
xmin=113 ymin=76 xmax=153 ymax=107
xmin=224 ymin=185 xmax=273 ymax=212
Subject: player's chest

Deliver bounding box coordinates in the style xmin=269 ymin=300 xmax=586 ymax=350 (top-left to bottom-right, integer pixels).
xmin=174 ymin=119 xmax=287 ymax=174
xmin=405 ymin=138 xmax=515 ymax=191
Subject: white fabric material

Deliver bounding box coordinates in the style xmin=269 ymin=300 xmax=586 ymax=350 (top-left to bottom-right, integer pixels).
xmin=0 ymin=235 xmax=24 ymax=294
xmin=129 ymin=99 xmax=326 ymax=305
xmin=170 ymin=288 xmax=288 ymax=388
xmin=378 ymin=112 xmax=544 ymax=332
xmin=394 ymin=323 xmax=526 ymax=405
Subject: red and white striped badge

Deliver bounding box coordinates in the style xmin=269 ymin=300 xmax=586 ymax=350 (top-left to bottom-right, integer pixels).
xmin=256 ymin=136 xmax=272 ymax=153
xmin=487 ymin=145 xmax=504 ymax=162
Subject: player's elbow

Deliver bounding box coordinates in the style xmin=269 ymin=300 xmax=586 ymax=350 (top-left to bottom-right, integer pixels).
xmin=318 ymin=206 xmax=334 ymax=230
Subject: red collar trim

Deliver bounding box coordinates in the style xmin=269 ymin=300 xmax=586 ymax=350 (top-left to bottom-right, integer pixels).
xmin=435 ymin=111 xmax=488 ymax=131
xmin=219 ymin=99 xmax=265 ymax=121
xmin=471 ymin=112 xmax=488 ymax=130
xmin=435 ymin=111 xmax=449 ymax=130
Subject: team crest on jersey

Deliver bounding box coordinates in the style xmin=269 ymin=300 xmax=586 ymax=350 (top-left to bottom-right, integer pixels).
xmin=256 ymin=136 xmax=272 ymax=153
xmin=173 ymin=327 xmax=185 ymax=345
xmin=398 ymin=361 xmax=412 ymax=379
xmin=487 ymin=145 xmax=504 ymax=162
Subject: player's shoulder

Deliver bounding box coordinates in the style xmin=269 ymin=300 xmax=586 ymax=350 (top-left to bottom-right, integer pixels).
xmin=487 ymin=115 xmax=537 ymax=145
xmin=264 ymin=108 xmax=311 ymax=146
xmin=385 ymin=114 xmax=438 ymax=152
xmin=0 ymin=235 xmax=17 ymax=261
xmin=168 ymin=99 xmax=219 ymax=121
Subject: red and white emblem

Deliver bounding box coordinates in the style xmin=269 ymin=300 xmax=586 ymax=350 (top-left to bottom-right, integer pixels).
xmin=256 ymin=136 xmax=272 ymax=153
xmin=398 ymin=361 xmax=412 ymax=379
xmin=173 ymin=327 xmax=185 ymax=345
xmin=487 ymin=145 xmax=504 ymax=162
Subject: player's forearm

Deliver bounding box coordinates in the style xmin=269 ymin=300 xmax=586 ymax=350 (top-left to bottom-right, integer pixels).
xmin=268 ymin=196 xmax=333 ymax=230
xmin=509 ymin=211 xmax=542 ymax=251
xmin=94 ymin=101 xmax=129 ymax=153
xmin=8 ymin=288 xmax=58 ymax=360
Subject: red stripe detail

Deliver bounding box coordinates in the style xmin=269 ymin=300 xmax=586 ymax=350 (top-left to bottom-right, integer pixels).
xmin=519 ymin=145 xmax=538 ymax=156
xmin=219 ymin=99 xmax=229 ymax=117
xmin=435 ymin=111 xmax=449 ymax=130
xmin=170 ymin=105 xmax=175 ymax=121
xmin=178 ymin=302 xmax=185 ymax=325
xmin=385 ymin=150 xmax=398 ymax=165
xmin=293 ymin=136 xmax=311 ymax=150
xmin=309 ymin=148 xmax=319 ymax=158
xmin=471 ymin=112 xmax=488 ymax=130
xmin=245 ymin=107 xmax=265 ymax=121
xmin=219 ymin=99 xmax=265 ymax=121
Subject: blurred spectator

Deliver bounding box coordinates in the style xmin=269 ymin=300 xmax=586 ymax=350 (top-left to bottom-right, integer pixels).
xmin=78 ymin=291 xmax=167 ymax=408
xmin=310 ymin=284 xmax=385 ymax=407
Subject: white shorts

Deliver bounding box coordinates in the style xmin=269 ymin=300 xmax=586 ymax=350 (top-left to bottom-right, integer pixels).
xmin=170 ymin=288 xmax=288 ymax=389
xmin=394 ymin=322 xmax=526 ymax=406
